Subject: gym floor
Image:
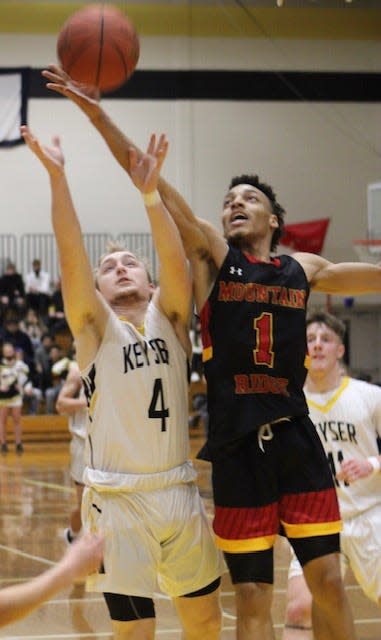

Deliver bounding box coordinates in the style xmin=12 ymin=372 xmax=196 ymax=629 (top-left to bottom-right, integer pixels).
xmin=0 ymin=434 xmax=380 ymax=639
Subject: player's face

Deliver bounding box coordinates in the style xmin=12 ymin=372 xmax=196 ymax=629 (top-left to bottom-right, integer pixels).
xmin=221 ymin=184 xmax=278 ymax=245
xmin=307 ymin=322 xmax=345 ymax=376
xmin=97 ymin=251 xmax=154 ymax=305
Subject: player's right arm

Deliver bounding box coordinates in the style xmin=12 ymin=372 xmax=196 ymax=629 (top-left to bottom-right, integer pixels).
xmin=20 ymin=126 xmax=109 ymax=368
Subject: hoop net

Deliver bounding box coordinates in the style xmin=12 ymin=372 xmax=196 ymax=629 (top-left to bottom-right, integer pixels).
xmin=353 ymin=239 xmax=381 ymax=264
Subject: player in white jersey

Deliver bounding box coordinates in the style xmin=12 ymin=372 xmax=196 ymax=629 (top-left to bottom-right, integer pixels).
xmin=283 ymin=310 xmax=381 ymax=640
xmin=56 ymin=359 xmax=87 ymax=544
xmin=21 ymin=125 xmax=223 ymax=640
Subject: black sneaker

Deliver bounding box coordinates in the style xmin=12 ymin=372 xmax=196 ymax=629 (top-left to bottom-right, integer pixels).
xmin=15 ymin=443 xmax=24 ymax=455
xmin=63 ymin=528 xmax=77 ymax=545
xmin=1 ymin=443 xmax=8 ymax=455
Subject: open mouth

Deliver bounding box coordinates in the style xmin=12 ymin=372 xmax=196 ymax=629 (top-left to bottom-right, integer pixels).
xmin=231 ymin=213 xmax=247 ymax=222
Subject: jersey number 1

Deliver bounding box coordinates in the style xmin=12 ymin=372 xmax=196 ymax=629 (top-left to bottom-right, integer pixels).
xmin=253 ymin=312 xmax=274 ymax=367
xmin=148 ymin=378 xmax=169 ymax=432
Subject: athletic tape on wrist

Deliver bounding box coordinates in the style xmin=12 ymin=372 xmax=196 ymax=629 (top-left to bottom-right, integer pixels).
xmin=143 ymin=190 xmax=160 ymax=207
xmin=367 ymin=456 xmax=381 ymax=474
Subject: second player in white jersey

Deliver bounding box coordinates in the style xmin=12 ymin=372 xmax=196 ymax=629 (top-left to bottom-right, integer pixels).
xmin=307 ymin=376 xmax=381 ymax=519
xmin=283 ymin=312 xmax=381 ymax=640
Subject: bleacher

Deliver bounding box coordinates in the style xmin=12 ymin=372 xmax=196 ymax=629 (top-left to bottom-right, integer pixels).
xmin=5 ymin=414 xmax=70 ymax=443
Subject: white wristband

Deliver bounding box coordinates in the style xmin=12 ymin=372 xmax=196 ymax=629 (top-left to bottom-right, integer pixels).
xmin=143 ymin=190 xmax=160 ymax=207
xmin=367 ymin=456 xmax=381 ymax=475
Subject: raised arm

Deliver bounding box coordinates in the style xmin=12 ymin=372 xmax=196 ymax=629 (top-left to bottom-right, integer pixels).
xmin=294 ymin=251 xmax=381 ymax=294
xmin=42 ymin=66 xmax=227 ymax=294
xmin=128 ymin=133 xmax=192 ymax=351
xmin=20 ymin=126 xmax=108 ymax=368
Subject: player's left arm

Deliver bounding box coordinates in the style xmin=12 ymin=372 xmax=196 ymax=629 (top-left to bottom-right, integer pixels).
xmin=293 ymin=251 xmax=381 ymax=294
xmin=129 ymin=134 xmax=192 ymax=356
xmin=0 ymin=532 xmax=103 ymax=628
xmin=56 ymin=365 xmax=86 ymax=415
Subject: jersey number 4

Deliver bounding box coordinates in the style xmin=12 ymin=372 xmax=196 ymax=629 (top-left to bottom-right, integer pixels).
xmin=148 ymin=378 xmax=169 ymax=431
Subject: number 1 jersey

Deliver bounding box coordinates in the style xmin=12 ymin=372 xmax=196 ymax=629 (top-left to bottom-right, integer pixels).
xmin=200 ymin=246 xmax=310 ymax=446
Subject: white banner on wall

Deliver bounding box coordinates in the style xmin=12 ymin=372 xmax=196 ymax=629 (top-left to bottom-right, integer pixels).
xmin=0 ymin=68 xmax=28 ymax=147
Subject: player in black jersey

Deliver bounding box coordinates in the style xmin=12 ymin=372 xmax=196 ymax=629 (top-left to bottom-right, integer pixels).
xmin=153 ymin=175 xmax=381 ymax=640
xmin=40 ymin=67 xmax=381 ymax=640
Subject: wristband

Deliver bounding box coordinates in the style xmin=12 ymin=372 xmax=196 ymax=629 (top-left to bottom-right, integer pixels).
xmin=143 ymin=190 xmax=160 ymax=207
xmin=367 ymin=456 xmax=381 ymax=474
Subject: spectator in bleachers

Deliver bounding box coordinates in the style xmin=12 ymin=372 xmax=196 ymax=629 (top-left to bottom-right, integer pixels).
xmin=0 ymin=316 xmax=35 ymax=377
xmin=34 ymin=332 xmax=55 ymax=394
xmin=0 ymin=262 xmax=25 ymax=320
xmin=0 ymin=342 xmax=29 ymax=455
xmin=45 ymin=347 xmax=73 ymax=414
xmin=25 ymin=258 xmax=51 ymax=319
xmin=20 ymin=307 xmax=48 ymax=349
xmin=14 ymin=347 xmax=43 ymax=416
xmin=47 ymin=277 xmax=69 ymax=334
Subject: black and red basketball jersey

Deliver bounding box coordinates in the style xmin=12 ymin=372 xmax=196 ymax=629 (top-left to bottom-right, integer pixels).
xmin=200 ymin=245 xmax=310 ymax=446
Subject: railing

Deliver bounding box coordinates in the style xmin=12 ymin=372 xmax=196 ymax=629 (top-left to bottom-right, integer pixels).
xmin=0 ymin=235 xmax=17 ymax=273
xmin=0 ymin=232 xmax=157 ymax=283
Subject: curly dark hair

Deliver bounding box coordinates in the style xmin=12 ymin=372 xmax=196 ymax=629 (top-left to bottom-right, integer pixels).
xmin=229 ymin=174 xmax=285 ymax=252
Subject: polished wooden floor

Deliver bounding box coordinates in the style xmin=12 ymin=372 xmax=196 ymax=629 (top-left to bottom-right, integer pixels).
xmin=0 ymin=431 xmax=380 ymax=640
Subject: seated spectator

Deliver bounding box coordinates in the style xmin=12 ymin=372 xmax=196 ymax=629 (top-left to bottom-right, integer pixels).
xmin=47 ymin=278 xmax=69 ymax=334
xmin=0 ymin=262 xmax=25 ymax=320
xmin=15 ymin=348 xmax=43 ymax=416
xmin=22 ymin=377 xmax=43 ymax=416
xmin=25 ymin=259 xmax=51 ymax=319
xmin=44 ymin=345 xmax=73 ymax=414
xmin=34 ymin=332 xmax=55 ymax=393
xmin=19 ymin=307 xmax=48 ymax=349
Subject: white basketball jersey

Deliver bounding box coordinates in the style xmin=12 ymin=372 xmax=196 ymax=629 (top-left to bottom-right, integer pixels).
xmin=81 ymin=302 xmax=191 ymax=475
xmin=306 ymin=376 xmax=381 ymax=519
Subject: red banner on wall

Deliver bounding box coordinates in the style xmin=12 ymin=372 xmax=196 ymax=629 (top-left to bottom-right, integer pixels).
xmin=281 ymin=218 xmax=330 ymax=254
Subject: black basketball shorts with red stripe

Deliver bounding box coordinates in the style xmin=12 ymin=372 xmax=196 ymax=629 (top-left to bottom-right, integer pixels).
xmin=210 ymin=415 xmax=341 ymax=583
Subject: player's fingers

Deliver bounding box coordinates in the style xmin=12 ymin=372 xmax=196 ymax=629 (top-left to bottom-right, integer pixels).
xmin=44 ymin=64 xmax=71 ymax=81
xmin=147 ymin=134 xmax=156 ymax=156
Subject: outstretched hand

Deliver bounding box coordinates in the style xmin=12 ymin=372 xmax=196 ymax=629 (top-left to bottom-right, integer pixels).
xmin=21 ymin=126 xmax=64 ymax=175
xmin=21 ymin=125 xmax=65 ymax=177
xmin=42 ymin=64 xmax=101 ymax=116
xmin=129 ymin=133 xmax=168 ymax=195
xmin=62 ymin=531 xmax=104 ymax=581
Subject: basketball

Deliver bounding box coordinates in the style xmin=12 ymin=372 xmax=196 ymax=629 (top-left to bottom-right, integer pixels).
xmin=57 ymin=3 xmax=140 ymax=94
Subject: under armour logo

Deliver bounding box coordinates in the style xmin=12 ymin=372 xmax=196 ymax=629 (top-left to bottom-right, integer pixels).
xmin=229 ymin=266 xmax=243 ymax=276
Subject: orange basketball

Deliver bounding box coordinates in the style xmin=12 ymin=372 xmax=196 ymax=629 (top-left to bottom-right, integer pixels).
xmin=57 ymin=3 xmax=140 ymax=93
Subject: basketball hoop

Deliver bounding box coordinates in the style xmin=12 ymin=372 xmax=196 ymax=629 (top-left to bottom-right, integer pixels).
xmin=353 ymin=239 xmax=381 ymax=264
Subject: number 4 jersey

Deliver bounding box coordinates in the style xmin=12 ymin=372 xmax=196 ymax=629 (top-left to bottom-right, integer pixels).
xmin=306 ymin=376 xmax=381 ymax=520
xmin=200 ymin=246 xmax=310 ymax=446
xmin=81 ymin=301 xmax=191 ymax=475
